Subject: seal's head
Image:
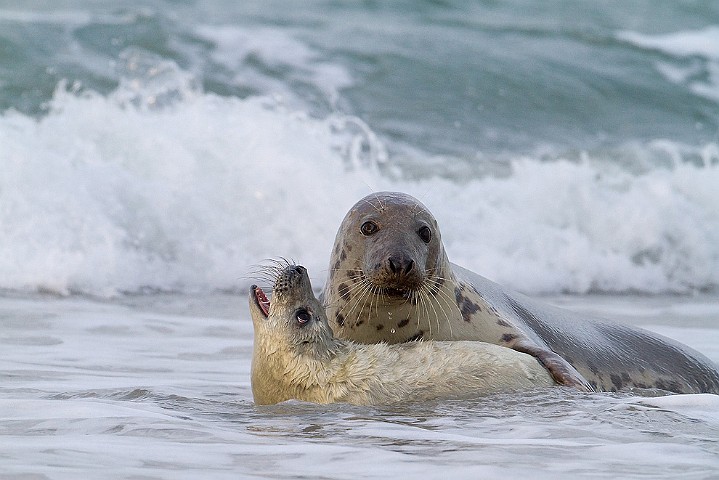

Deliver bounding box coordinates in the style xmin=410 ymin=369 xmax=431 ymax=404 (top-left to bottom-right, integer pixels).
xmin=249 ymin=263 xmax=341 ymax=359
xmin=249 ymin=262 xmax=347 ymax=405
xmin=332 ymin=192 xmax=449 ymax=298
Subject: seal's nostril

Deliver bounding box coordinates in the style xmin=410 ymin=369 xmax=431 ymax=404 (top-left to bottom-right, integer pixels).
xmin=388 ymin=257 xmax=400 ymax=274
xmin=295 ymin=266 xmax=305 ymax=275
xmin=404 ymin=259 xmax=414 ymax=275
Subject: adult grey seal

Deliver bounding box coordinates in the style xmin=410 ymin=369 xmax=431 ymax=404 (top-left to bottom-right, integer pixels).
xmin=248 ymin=263 xmax=555 ymax=406
xmin=322 ymin=191 xmax=719 ymax=394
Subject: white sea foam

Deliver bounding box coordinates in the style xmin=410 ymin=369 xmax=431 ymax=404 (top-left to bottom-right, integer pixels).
xmin=0 ymin=83 xmax=383 ymax=296
xmin=617 ymin=394 xmax=719 ymax=424
xmin=618 ymin=26 xmax=719 ymax=60
xmin=618 ymin=26 xmax=719 ymax=102
xmin=415 ymin=154 xmax=719 ymax=294
xmin=0 ymin=9 xmax=138 ymax=26
xmin=1 ymin=61 xmax=718 ymax=296
xmin=194 ymin=24 xmax=354 ymax=107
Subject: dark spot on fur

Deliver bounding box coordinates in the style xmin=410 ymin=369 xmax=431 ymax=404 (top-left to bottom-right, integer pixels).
xmin=376 ymin=324 xmax=384 ymax=331
xmin=501 ymin=333 xmax=517 ymax=344
xmin=335 ymin=312 xmax=345 ymax=327
xmin=397 ymin=318 xmax=410 ymax=328
xmin=455 ymin=287 xmax=480 ymax=322
xmin=496 ymin=318 xmax=511 ymax=327
xmin=338 ymin=283 xmax=350 ymax=301
xmin=355 ymin=320 xmax=364 ymax=327
xmin=459 ymin=297 xmax=481 ymax=322
xmin=610 ymin=374 xmax=623 ymax=390
xmin=348 ymin=269 xmax=361 ymax=283
xmin=621 ymin=372 xmax=630 ymax=382
xmin=340 ymin=249 xmax=347 ymax=262
xmin=344 ymin=242 xmax=352 ymax=252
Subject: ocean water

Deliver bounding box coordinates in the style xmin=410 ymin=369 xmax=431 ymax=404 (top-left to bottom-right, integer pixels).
xmin=1 ymin=1 xmax=719 ymax=478
xmin=2 ymin=294 xmax=719 ymax=480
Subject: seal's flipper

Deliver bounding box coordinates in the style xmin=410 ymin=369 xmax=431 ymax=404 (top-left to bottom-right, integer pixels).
xmin=511 ymin=339 xmax=594 ymax=392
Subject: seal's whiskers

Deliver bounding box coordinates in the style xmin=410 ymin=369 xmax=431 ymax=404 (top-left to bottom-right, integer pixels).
xmin=249 ymin=258 xmax=298 ymax=285
xmin=336 ymin=278 xmax=376 ymax=327
xmin=427 ymin=279 xmax=461 ymax=339
xmin=417 ymin=282 xmax=441 ymax=338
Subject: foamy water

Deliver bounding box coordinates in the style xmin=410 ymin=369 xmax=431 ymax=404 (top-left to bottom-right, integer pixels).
xmin=618 ymin=26 xmax=719 ymax=102
xmin=2 ymin=80 xmax=718 ymax=296
xmin=1 ymin=294 xmax=718 ymax=479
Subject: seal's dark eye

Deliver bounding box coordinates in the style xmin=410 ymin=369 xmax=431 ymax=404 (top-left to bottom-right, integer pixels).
xmin=360 ymin=221 xmax=379 ymax=236
xmin=418 ymin=225 xmax=432 ymax=243
xmin=295 ymin=309 xmax=312 ymax=326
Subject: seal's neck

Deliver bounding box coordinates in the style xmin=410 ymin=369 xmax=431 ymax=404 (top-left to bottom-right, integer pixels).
xmin=251 ymin=334 xmax=360 ymax=404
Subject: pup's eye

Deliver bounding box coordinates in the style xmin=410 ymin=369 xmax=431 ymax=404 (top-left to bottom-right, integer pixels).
xmin=418 ymin=225 xmax=432 ymax=243
xmin=360 ymin=221 xmax=379 ymax=236
xmin=296 ymin=309 xmax=312 ymax=326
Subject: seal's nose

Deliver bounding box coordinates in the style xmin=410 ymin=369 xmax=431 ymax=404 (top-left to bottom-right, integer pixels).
xmin=388 ymin=256 xmax=414 ymax=275
xmin=284 ymin=264 xmax=307 ymax=283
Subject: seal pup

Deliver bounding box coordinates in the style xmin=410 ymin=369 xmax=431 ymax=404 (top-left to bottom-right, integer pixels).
xmin=248 ymin=263 xmax=555 ymax=406
xmin=322 ymin=191 xmax=719 ymax=394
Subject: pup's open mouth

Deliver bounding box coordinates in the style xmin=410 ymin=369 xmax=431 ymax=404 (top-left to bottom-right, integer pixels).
xmin=251 ymin=285 xmax=271 ymax=318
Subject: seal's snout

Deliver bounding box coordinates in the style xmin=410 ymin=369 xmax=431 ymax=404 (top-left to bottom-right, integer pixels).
xmin=284 ymin=264 xmax=306 ymax=284
xmin=374 ymin=251 xmax=423 ymax=293
xmin=388 ymin=255 xmax=414 ymax=275
xmin=273 ymin=264 xmax=311 ymax=296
